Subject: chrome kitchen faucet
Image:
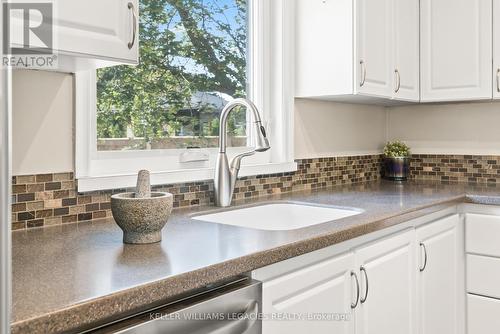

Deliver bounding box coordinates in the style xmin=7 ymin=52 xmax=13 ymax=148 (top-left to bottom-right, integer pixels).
xmin=214 ymin=98 xmax=270 ymax=207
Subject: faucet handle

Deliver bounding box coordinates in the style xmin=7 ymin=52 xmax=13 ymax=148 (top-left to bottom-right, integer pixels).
xmin=230 ymin=150 xmax=256 ymax=171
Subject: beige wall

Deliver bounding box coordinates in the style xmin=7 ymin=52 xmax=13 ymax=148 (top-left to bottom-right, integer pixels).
xmin=295 ymin=99 xmax=387 ymax=159
xmin=11 ymin=71 xmax=389 ymax=176
xmin=12 ymin=70 xmax=73 ymax=175
xmin=387 ymin=101 xmax=500 ymax=155
xmin=16 ymin=71 xmax=500 ymax=176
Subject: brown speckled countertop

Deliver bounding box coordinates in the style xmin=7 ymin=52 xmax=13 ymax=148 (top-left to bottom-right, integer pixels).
xmin=11 ymin=180 xmax=500 ymax=333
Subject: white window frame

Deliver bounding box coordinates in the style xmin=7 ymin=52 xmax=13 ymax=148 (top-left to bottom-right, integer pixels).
xmin=75 ymin=0 xmax=296 ymax=192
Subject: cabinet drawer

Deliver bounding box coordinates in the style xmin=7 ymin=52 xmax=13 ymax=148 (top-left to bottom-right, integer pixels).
xmin=466 ymin=213 xmax=500 ymax=256
xmin=467 ymin=294 xmax=500 ymax=334
xmin=467 ymin=254 xmax=500 ymax=299
xmin=262 ymin=252 xmax=354 ymax=301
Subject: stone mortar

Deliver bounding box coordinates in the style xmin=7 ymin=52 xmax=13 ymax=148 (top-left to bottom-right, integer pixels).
xmin=111 ymin=192 xmax=173 ymax=244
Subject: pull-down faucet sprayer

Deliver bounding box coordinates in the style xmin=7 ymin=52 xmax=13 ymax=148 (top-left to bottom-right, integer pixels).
xmin=214 ymin=98 xmax=270 ymax=207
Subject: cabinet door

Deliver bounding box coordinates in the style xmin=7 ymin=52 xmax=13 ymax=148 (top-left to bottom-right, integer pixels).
xmin=356 ymin=0 xmax=393 ymax=98
xmin=355 ymin=230 xmax=416 ymax=334
xmin=56 ymin=0 xmax=138 ymax=63
xmin=262 ymin=252 xmax=355 ymax=334
xmin=7 ymin=0 xmax=138 ymax=64
xmin=295 ymin=0 xmax=354 ymax=98
xmin=420 ymin=0 xmax=492 ymax=102
xmin=416 ymin=215 xmax=465 ymax=334
xmin=392 ymin=0 xmax=419 ymax=101
xmin=493 ymin=0 xmax=500 ymax=98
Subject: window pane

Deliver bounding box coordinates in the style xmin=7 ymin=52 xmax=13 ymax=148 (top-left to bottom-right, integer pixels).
xmin=96 ymin=0 xmax=249 ymax=151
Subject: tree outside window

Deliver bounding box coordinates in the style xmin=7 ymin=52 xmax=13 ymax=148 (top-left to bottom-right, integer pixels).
xmin=96 ymin=0 xmax=249 ymax=151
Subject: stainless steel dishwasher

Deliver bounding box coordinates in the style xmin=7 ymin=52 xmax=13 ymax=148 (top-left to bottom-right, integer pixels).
xmin=93 ymin=278 xmax=262 ymax=334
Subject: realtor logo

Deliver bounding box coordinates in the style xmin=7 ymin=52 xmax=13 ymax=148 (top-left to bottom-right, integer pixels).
xmin=2 ymin=2 xmax=56 ymax=68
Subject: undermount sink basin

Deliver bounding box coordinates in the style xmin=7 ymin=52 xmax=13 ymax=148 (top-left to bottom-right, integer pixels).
xmin=192 ymin=202 xmax=362 ymax=231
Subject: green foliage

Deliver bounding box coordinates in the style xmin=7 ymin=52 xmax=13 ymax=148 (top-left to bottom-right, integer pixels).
xmin=96 ymin=0 xmax=247 ymax=144
xmin=383 ymin=140 xmax=411 ymax=158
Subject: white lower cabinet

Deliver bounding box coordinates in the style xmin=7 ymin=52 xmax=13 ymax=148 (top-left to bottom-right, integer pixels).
xmin=416 ymin=214 xmax=465 ymax=334
xmin=261 ymin=252 xmax=355 ymax=334
xmin=465 ymin=213 xmax=500 ymax=257
xmin=354 ymin=230 xmax=416 ymax=334
xmin=258 ymin=214 xmax=464 ymax=334
xmin=465 ymin=211 xmax=500 ymax=333
xmin=467 ymin=254 xmax=500 ymax=300
xmin=467 ymin=294 xmax=500 ymax=334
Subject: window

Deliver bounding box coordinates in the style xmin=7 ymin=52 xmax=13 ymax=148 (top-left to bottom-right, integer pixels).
xmin=76 ymin=0 xmax=295 ymax=191
xmin=97 ymin=0 xmax=250 ymax=152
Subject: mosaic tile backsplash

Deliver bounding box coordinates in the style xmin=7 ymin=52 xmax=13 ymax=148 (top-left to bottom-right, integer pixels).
xmin=410 ymin=154 xmax=500 ymax=183
xmin=12 ymin=154 xmax=500 ymax=230
xmin=11 ymin=155 xmax=382 ymax=230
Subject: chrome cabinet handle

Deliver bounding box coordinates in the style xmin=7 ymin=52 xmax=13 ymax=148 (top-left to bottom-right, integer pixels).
xmin=496 ymin=68 xmax=500 ymax=93
xmin=351 ymin=271 xmax=360 ymax=309
xmin=360 ymin=60 xmax=366 ymax=87
xmin=128 ymin=2 xmax=137 ymax=49
xmin=360 ymin=266 xmax=369 ymax=303
xmin=394 ymin=69 xmax=401 ymax=93
xmin=419 ymin=242 xmax=428 ymax=272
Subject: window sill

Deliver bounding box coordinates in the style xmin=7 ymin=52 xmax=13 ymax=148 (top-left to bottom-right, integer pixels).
xmin=77 ymin=162 xmax=298 ymax=192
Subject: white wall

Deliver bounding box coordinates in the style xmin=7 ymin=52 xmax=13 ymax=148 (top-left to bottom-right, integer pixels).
xmin=11 ymin=71 xmax=389 ymax=176
xmin=387 ymin=101 xmax=500 ymax=155
xmin=18 ymin=72 xmax=500 ymax=176
xmin=12 ymin=70 xmax=74 ymax=175
xmin=295 ymin=99 xmax=387 ymax=159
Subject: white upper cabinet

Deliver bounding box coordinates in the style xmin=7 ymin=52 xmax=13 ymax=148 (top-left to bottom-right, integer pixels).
xmin=296 ymin=0 xmax=500 ymax=104
xmin=55 ymin=0 xmax=139 ymax=64
xmin=295 ymin=0 xmax=419 ymax=103
xmin=295 ymin=0 xmax=355 ymax=98
xmin=494 ymin=0 xmax=500 ymax=99
xmin=356 ymin=0 xmax=393 ymax=98
xmin=392 ymin=0 xmax=420 ymax=101
xmin=420 ymin=0 xmax=492 ymax=102
xmin=7 ymin=0 xmax=138 ymax=70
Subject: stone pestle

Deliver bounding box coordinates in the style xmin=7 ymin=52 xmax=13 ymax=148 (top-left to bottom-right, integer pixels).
xmin=135 ymin=170 xmax=151 ymax=198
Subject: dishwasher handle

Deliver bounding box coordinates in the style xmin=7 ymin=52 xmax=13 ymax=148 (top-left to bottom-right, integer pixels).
xmin=211 ymin=300 xmax=259 ymax=334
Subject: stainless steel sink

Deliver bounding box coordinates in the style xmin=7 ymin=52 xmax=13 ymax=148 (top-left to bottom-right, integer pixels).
xmin=192 ymin=202 xmax=362 ymax=231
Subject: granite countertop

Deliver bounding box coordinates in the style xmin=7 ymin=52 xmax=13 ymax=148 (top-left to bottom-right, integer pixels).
xmin=11 ymin=180 xmax=500 ymax=333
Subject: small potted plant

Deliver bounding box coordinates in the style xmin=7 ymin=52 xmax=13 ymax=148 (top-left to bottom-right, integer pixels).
xmin=383 ymin=140 xmax=411 ymax=181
